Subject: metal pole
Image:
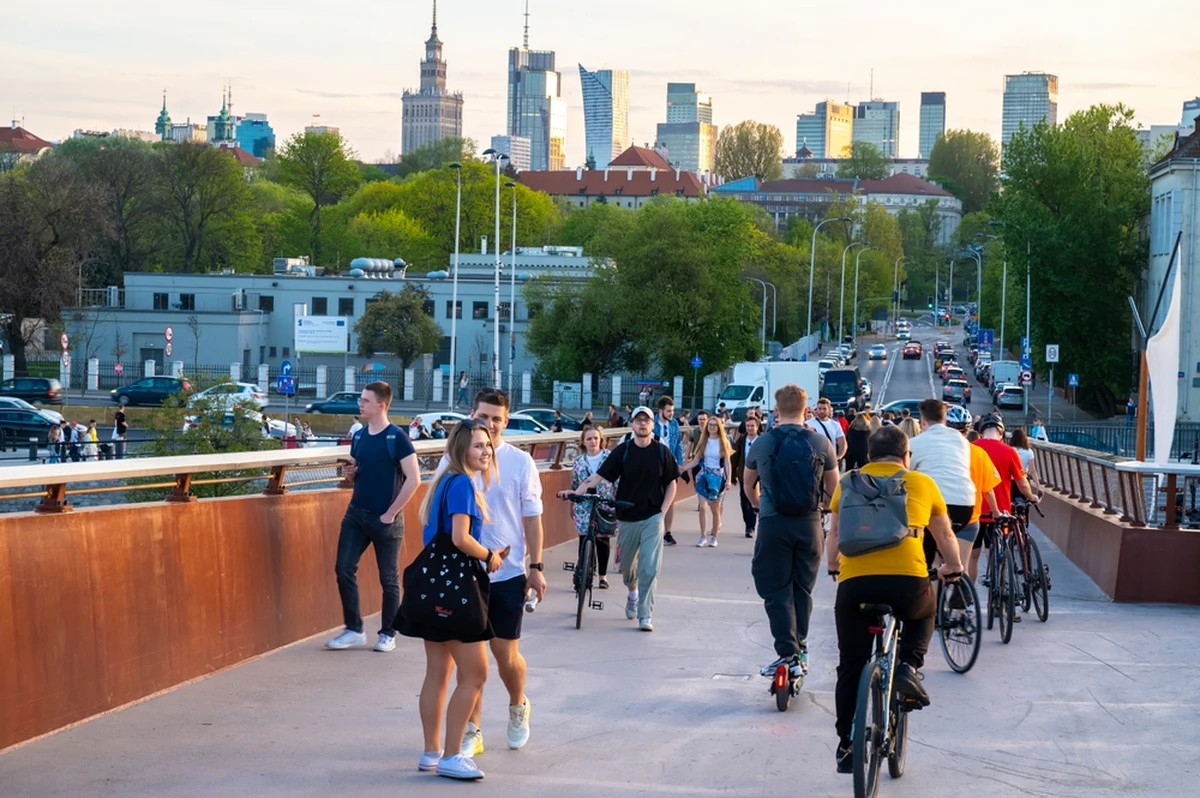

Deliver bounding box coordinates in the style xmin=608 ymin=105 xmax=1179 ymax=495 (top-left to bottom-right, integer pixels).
xmin=838 ymin=242 xmax=862 ymax=342
xmin=508 ymin=185 xmax=517 ymax=394
xmin=852 ymin=246 xmax=871 ymax=340
xmin=999 ymin=260 xmax=1007 ymax=358
xmin=492 ymin=156 xmax=502 ymax=388
xmin=892 ymin=256 xmax=905 ymax=333
xmin=807 ymin=217 xmax=850 ymax=339
xmin=448 ymin=164 xmax=462 ymax=409
xmin=948 ymin=258 xmax=955 ymax=329
xmin=934 ymin=262 xmax=939 ymax=329
xmin=1048 ymin=365 xmax=1054 ymax=422
xmin=1024 ymin=238 xmax=1031 ymax=418
xmin=767 ymin=282 xmax=777 ymax=337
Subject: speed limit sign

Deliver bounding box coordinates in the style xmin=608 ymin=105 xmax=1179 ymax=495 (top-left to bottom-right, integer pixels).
xmin=165 ymin=326 xmax=174 ymax=343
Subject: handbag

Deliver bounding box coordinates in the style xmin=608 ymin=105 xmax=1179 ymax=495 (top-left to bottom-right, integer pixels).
xmin=399 ymin=477 xmax=490 ymax=636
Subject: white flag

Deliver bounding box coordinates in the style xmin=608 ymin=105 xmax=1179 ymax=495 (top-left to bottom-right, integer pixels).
xmin=1145 ymin=240 xmax=1183 ymax=464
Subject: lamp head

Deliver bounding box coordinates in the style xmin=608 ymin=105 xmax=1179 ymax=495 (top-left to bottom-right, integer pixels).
xmin=449 ymin=162 xmax=462 ymax=170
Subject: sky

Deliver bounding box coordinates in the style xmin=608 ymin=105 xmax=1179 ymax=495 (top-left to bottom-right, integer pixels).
xmin=8 ymin=0 xmax=1198 ymax=165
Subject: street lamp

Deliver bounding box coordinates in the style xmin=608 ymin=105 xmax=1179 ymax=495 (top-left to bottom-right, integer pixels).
xmin=807 ymin=216 xmax=853 ymax=340
xmin=991 ymin=220 xmax=1032 ymax=416
xmin=744 ymin=277 xmax=768 ymax=356
xmin=505 ymin=180 xmax=519 ymax=394
xmin=839 ymin=241 xmax=867 ymax=342
xmin=893 ymin=255 xmax=907 ymax=331
xmin=765 ymin=281 xmax=778 ymax=338
xmin=852 ymin=245 xmax=873 ymax=340
xmin=482 ymin=148 xmax=509 ymax=388
xmin=448 ymin=162 xmax=463 ymax=409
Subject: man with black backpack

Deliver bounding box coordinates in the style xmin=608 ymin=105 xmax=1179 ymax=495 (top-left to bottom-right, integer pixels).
xmin=743 ymin=384 xmax=839 ymax=684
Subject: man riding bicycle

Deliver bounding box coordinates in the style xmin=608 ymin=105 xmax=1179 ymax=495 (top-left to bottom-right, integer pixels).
xmin=970 ymin=414 xmax=1039 ymax=582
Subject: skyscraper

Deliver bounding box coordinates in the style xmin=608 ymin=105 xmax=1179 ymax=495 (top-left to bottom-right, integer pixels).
xmin=852 ymin=100 xmax=900 ymax=157
xmin=795 ymin=101 xmax=854 ymax=159
xmin=1001 ymin=72 xmax=1058 ymax=147
xmin=578 ymin=65 xmax=630 ymax=169
xmin=655 ymin=82 xmax=717 ymax=172
xmin=918 ymin=92 xmax=946 ymax=158
xmin=506 ymin=4 xmax=566 ymax=171
xmin=401 ymin=1 xmax=465 ymax=155
xmin=1182 ymin=97 xmax=1200 ymax=133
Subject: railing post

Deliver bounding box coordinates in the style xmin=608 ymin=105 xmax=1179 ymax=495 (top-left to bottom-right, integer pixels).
xmin=1116 ymin=468 xmax=1134 ymax=523
xmin=35 ymin=483 xmax=71 ymax=513
xmin=1086 ymin=460 xmax=1103 ymax=509
xmin=1164 ymin=473 xmax=1179 ymax=530
xmin=1074 ymin=457 xmax=1088 ymax=503
xmin=264 ymin=465 xmax=289 ymax=495
xmin=1101 ymin=463 xmax=1117 ymax=515
xmin=1065 ymin=453 xmax=1079 ymax=499
xmin=550 ymin=441 xmax=566 ymax=470
xmin=165 ymin=473 xmax=197 ymax=503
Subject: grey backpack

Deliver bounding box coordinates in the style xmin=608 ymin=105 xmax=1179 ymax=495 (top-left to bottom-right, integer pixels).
xmin=836 ymin=470 xmax=914 ymax=556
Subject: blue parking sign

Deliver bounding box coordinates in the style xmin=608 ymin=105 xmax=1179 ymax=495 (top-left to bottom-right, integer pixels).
xmin=276 ymin=375 xmax=295 ymax=395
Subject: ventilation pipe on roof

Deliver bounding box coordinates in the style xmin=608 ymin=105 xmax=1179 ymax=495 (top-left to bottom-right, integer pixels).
xmin=576 ymin=166 xmax=582 ymax=180
xmin=604 ymin=169 xmax=609 ymax=182
xmin=650 ymin=167 xmax=656 ymax=181
xmin=481 ymin=236 xmax=488 ymax=255
xmin=675 ymin=168 xmax=680 ymax=181
xmin=627 ymin=168 xmax=633 ymax=180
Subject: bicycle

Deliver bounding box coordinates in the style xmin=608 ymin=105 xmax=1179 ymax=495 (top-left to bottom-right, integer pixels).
xmin=561 ymin=493 xmax=631 ymax=630
xmin=931 ymin=567 xmax=981 ymax=673
xmin=1011 ymin=498 xmax=1051 ymax=622
xmin=983 ymin=515 xmax=1018 ymax=644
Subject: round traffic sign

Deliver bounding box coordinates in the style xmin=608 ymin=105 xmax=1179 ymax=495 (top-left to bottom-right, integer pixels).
xmin=114 ymin=362 xmax=124 ymax=375
xmin=691 ymin=355 xmax=703 ymax=370
xmin=60 ymin=332 xmax=69 ymax=349
xmin=165 ymin=326 xmax=174 ymax=343
xmin=165 ymin=342 xmax=173 ymax=358
xmin=1020 ymin=369 xmax=1032 ymax=383
xmin=62 ymin=353 xmax=71 ymax=369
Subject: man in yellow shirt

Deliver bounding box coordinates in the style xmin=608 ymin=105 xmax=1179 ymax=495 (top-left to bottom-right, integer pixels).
xmin=826 ymin=425 xmax=964 ymax=774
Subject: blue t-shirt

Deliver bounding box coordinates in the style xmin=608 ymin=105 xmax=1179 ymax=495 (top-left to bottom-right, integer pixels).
xmin=422 ymin=473 xmax=483 ymax=546
xmin=350 ymin=424 xmax=416 ymax=515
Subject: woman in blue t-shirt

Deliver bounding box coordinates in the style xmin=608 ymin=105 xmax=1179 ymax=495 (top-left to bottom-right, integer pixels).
xmin=396 ymin=420 xmax=503 ymax=780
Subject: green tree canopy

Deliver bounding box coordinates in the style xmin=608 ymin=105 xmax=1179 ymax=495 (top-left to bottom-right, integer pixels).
xmin=835 ymin=141 xmax=892 ymax=180
xmin=928 ymin=129 xmax=1000 ymax=214
xmin=354 ymin=285 xmax=443 ymax=366
xmin=276 ymin=131 xmax=362 ymax=267
xmin=396 ymin=136 xmax=477 ymax=178
xmin=713 ymin=121 xmax=784 ymax=182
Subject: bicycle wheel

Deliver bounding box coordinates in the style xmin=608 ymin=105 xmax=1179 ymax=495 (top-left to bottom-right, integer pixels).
xmin=985 ymin=543 xmax=998 ymax=631
xmin=1015 ymin=529 xmax=1033 ymax=613
xmin=998 ymin=543 xmax=1016 ymax=644
xmin=1028 ymin=535 xmax=1050 ymax=622
xmin=852 ymin=660 xmax=884 ymax=798
xmin=575 ymin=537 xmax=592 ymax=630
xmin=938 ymin=576 xmax=981 ymax=673
xmin=887 ymin=695 xmax=908 ymax=779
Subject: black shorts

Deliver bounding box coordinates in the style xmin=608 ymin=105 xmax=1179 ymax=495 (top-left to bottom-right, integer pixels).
xmin=972 ymin=521 xmax=997 ymax=550
xmin=488 ymin=574 xmax=527 ymax=640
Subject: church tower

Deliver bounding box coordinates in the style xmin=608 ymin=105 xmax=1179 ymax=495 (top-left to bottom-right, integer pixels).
xmin=401 ymin=0 xmax=464 ymax=156
xmin=155 ymin=92 xmax=172 ymax=141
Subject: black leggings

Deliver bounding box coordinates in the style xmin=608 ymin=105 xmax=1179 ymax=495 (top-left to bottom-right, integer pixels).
xmin=577 ymin=533 xmax=611 ymax=577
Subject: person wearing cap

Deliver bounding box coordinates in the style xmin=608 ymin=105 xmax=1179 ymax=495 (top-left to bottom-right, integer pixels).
xmin=970 ymin=414 xmax=1040 ymax=580
xmin=653 ymin=396 xmax=685 ymax=546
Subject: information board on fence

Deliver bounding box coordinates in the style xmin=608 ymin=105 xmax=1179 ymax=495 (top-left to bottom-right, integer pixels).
xmin=294 ymin=317 xmax=349 ymax=353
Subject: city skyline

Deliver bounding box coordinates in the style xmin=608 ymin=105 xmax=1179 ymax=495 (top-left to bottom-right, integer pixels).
xmin=8 ymin=0 xmax=1197 ymax=165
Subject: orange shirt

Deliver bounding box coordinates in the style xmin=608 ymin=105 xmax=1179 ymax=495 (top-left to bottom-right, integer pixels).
xmin=968 ymin=444 xmax=1002 ymax=524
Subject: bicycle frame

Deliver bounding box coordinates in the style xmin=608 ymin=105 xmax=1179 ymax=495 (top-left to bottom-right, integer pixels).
xmin=869 ymin=614 xmax=900 ymax=709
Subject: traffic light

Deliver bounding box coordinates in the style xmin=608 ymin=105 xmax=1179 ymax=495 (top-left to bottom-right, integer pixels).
xmin=927 ymin=296 xmax=933 ymax=309
xmin=892 ymin=290 xmax=899 ymax=303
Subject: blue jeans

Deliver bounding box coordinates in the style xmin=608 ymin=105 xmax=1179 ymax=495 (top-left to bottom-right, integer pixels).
xmin=335 ymin=505 xmax=403 ymax=636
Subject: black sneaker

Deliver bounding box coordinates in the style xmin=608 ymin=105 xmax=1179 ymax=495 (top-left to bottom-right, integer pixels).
xmin=836 ymin=741 xmax=853 ymax=774
xmin=745 ymin=529 xmax=754 ymax=539
xmin=893 ymin=663 xmax=931 ymax=707
xmin=663 ymin=532 xmax=677 ymax=546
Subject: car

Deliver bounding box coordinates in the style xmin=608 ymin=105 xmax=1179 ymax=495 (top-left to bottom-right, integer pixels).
xmin=0 ymin=407 xmax=59 ymax=446
xmin=876 ymin=399 xmax=925 ymax=417
xmin=941 ymin=366 xmax=965 ymax=384
xmin=995 ymin=385 xmax=1025 ymax=409
xmin=111 ymin=377 xmax=192 ymax=407
xmin=902 ymin=343 xmax=922 ymax=360
xmin=838 ymin=343 xmax=857 ymax=362
xmin=504 ymin=413 xmax=553 ymax=436
xmin=862 ymin=378 xmax=873 ymax=402
xmin=1047 ymin=430 xmax=1124 ymax=455
xmin=817 ymin=359 xmax=838 ymax=382
xmin=187 ymin=382 xmax=268 ymax=412
xmin=304 ymin=391 xmax=361 ymax=415
xmin=943 ymin=379 xmax=971 ymax=403
xmin=826 ymin=350 xmax=846 ymax=366
xmin=183 ymin=410 xmax=297 ymax=439
xmin=868 ymin=344 xmax=888 ymax=360
xmin=409 ymin=411 xmax=468 ymax=439
xmin=0 ymin=377 xmax=63 ymax=406
xmin=0 ymin=396 xmax=64 ymax=424
xmin=896 ymin=329 xmax=911 ymax=341
xmin=518 ymin=408 xmax=583 ymax=431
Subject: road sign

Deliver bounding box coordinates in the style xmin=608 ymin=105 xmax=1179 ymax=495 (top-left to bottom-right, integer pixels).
xmin=114 ymin=362 xmax=124 ymax=375
xmin=165 ymin=326 xmax=174 ymax=343
xmin=165 ymin=341 xmax=173 ymax=358
xmin=1020 ymin=336 xmax=1030 ymax=351
xmin=1068 ymin=373 xmax=1079 ymax=387
xmin=276 ymin=376 xmax=295 ymax=395
xmin=281 ymin=359 xmax=293 ymax=376
xmin=61 ymin=353 xmax=71 ymax=369
xmin=978 ymin=329 xmax=994 ymax=351
xmin=1045 ymin=344 xmax=1060 ymax=363
xmin=60 ymin=332 xmax=69 ymax=350
xmin=1021 ymin=369 xmax=1033 ymax=384
xmin=1020 ymin=353 xmax=1032 ymax=369
xmin=690 ymin=355 xmax=703 ymax=370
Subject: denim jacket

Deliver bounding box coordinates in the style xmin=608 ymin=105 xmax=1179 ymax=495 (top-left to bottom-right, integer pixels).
xmin=656 ymin=416 xmax=684 ymax=464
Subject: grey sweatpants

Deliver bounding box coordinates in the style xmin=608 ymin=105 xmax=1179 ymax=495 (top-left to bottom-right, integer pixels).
xmin=618 ymin=514 xmax=665 ymax=619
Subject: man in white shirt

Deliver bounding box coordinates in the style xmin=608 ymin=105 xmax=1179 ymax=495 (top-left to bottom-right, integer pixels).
xmin=805 ymin=397 xmax=847 ymax=462
xmin=444 ymin=389 xmax=546 ymax=757
xmin=909 ymin=398 xmax=986 ymax=562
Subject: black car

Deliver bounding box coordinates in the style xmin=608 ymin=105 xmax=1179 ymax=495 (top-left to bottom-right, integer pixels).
xmin=111 ymin=377 xmax=193 ymax=407
xmin=1047 ymin=430 xmax=1124 ymax=456
xmin=0 ymin=407 xmax=59 ymax=445
xmin=304 ymin=391 xmax=361 ymax=414
xmin=0 ymin=377 xmax=64 ymax=406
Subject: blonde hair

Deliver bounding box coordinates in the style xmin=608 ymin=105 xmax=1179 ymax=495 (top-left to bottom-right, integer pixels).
xmin=898 ymin=417 xmax=921 ymax=439
xmin=696 ymin=416 xmax=734 ymax=460
xmin=775 ymin=384 xmax=807 ymax=415
xmin=419 ymin=422 xmax=496 ymax=526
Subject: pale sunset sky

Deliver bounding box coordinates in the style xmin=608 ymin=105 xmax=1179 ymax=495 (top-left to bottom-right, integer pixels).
xmin=8 ymin=0 xmax=1198 ymax=163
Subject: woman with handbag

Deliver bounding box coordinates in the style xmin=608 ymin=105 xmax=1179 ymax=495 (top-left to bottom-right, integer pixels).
xmin=679 ymin=415 xmax=734 ymax=547
xmin=569 ymin=426 xmax=617 ymax=589
xmin=395 ymin=420 xmax=502 ymax=781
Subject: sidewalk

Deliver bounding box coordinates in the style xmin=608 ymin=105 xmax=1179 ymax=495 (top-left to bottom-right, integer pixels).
xmin=2 ymin=496 xmax=1197 ymax=797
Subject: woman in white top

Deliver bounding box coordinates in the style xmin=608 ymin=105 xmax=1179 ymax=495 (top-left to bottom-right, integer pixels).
xmin=568 ymin=426 xmax=617 ymax=588
xmin=1009 ymin=428 xmax=1041 ymax=490
xmin=680 ymin=415 xmax=734 ymax=547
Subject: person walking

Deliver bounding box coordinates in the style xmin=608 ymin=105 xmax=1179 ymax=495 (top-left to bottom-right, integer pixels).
xmin=1009 ymin=428 xmax=1041 ymax=492
xmin=457 ymin=371 xmax=470 ymax=409
xmin=654 ymin=396 xmax=685 ymax=546
xmin=607 ymin=404 xmax=622 ymax=428
xmin=844 ymin=410 xmax=872 ymax=470
xmin=83 ymin=420 xmax=100 ymax=460
xmin=397 ymin=420 xmax=501 ymax=781
xmin=47 ymin=423 xmax=61 ymax=464
xmin=730 ymin=414 xmax=762 ymax=539
xmin=327 ymin=382 xmax=421 ymax=653
xmin=807 ymin=397 xmax=847 ymax=464
xmin=66 ymin=421 xmax=82 ymax=462
xmin=679 ymin=414 xmax=734 ymax=547
xmin=565 ymin=405 xmax=680 ymax=632
xmin=569 ymin=426 xmax=616 ymax=589
xmin=113 ymin=404 xmax=128 ymax=459
xmin=743 ymin=385 xmax=839 ymax=682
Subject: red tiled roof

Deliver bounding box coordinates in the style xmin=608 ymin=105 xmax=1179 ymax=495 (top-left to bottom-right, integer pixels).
xmin=608 ymin=145 xmax=672 ymax=170
xmin=216 ymin=143 xmax=263 ymax=167
xmin=757 ymin=173 xmax=951 ymax=198
xmin=861 ymin=172 xmax=952 ymax=197
xmin=519 ymin=168 xmax=704 ymax=198
xmin=0 ymin=126 xmax=52 ymax=154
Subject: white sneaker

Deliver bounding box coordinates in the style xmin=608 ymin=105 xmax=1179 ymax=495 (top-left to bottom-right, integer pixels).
xmin=696 ymin=535 xmax=708 ymax=547
xmin=436 ymin=754 xmax=484 ymax=780
xmin=639 ymin=617 xmax=654 ymax=632
xmin=460 ymin=723 xmax=484 ymax=757
xmin=507 ymin=698 xmax=531 ymax=749
xmin=625 ymin=594 xmax=638 ymax=620
xmin=708 ymin=536 xmax=718 ymax=548
xmin=373 ymin=633 xmax=396 ymax=652
xmin=325 ymin=629 xmax=366 ymax=650
xmin=418 ymin=750 xmax=442 ymax=771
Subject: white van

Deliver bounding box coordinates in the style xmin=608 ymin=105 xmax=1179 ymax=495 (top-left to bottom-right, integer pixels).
xmin=989 ymin=360 xmax=1022 ymax=389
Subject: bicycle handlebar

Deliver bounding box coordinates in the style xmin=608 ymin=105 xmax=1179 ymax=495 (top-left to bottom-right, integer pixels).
xmin=562 ymin=492 xmax=634 ymax=510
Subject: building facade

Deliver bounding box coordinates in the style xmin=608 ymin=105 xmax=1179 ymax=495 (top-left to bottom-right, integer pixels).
xmin=578 ymin=65 xmax=630 ymax=169
xmin=654 ymin=82 xmax=716 ymax=173
xmin=665 ymin=82 xmax=713 ymax=124
xmin=235 ymin=113 xmax=275 ymax=158
xmin=853 ymin=100 xmax=900 ymax=157
xmin=507 ymin=31 xmax=567 ymax=172
xmin=781 ymin=156 xmax=930 ymax=180
xmin=918 ymin=92 xmax=946 ymax=158
xmin=795 ymin=101 xmax=854 ymax=159
xmin=401 ymin=2 xmax=465 ymax=156
xmin=490 ymin=135 xmax=532 ymax=172
xmin=0 ymin=122 xmax=52 ymax=171
xmin=519 ymin=145 xmax=708 ymax=210
xmin=1001 ymin=72 xmax=1058 ymax=147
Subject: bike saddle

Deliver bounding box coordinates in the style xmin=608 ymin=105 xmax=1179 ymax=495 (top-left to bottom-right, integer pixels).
xmin=859 ymin=603 xmax=893 ymax=616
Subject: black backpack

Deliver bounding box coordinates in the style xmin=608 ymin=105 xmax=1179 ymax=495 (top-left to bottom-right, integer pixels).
xmin=763 ymin=427 xmax=825 ymax=516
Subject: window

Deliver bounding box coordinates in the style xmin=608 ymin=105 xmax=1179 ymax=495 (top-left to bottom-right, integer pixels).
xmin=472 ymin=301 xmax=488 ymax=319
xmin=423 ymin=299 xmax=435 ymax=317
xmin=498 ymin=301 xmax=512 ymax=321
xmin=259 ymin=295 xmax=274 ymax=312
xmin=445 ymin=300 xmax=462 ymax=319
xmin=282 ymin=347 xmax=290 ymax=357
xmin=179 ymin=293 xmax=195 ymax=311
xmin=269 ymin=346 xmax=277 ymax=357
xmin=153 ymin=292 xmax=169 ymax=310
xmin=338 ymin=297 xmax=354 ymax=317
xmin=312 ymin=297 xmax=328 ymax=315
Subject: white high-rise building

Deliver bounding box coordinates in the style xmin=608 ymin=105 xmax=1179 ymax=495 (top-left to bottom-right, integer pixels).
xmin=1002 ymin=72 xmax=1058 ymax=147
xmin=490 ymin=135 xmax=532 ymax=172
xmin=655 ymin=83 xmax=717 ymax=173
xmin=852 ymin=100 xmax=900 ymax=157
xmin=506 ymin=9 xmax=566 ymax=171
xmin=401 ymin=1 xmax=465 ymax=155
xmin=578 ymin=65 xmax=630 ymax=168
xmin=918 ymin=92 xmax=946 ymax=158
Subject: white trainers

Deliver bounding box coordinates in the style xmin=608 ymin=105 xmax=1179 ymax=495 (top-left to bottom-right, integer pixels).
xmin=708 ymin=536 xmax=718 ymax=548
xmin=436 ymin=754 xmax=484 ymax=780
xmin=325 ymin=629 xmax=366 ymax=650
xmin=373 ymin=633 xmax=396 ymax=652
xmin=506 ymin=698 xmax=531 ymax=749
xmin=696 ymin=535 xmax=708 ymax=547
xmin=418 ymin=750 xmax=442 ymax=771
xmin=625 ymin=594 xmax=638 ymax=620
xmin=638 ymin=617 xmax=654 ymax=632
xmin=460 ymin=723 xmax=484 ymax=757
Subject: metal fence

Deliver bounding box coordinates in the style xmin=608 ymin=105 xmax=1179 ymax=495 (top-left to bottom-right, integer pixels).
xmin=1044 ymin=422 xmax=1200 ymax=461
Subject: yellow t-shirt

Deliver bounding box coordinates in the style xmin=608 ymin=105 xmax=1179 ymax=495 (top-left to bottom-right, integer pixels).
xmin=831 ymin=462 xmax=947 ymax=581
xmin=968 ymin=444 xmax=1002 ymax=524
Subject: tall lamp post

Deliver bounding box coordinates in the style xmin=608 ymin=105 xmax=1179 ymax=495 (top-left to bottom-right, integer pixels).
xmin=766 ymin=281 xmax=778 ymax=338
xmin=745 ymin=277 xmax=768 ymax=356
xmin=852 ymin=245 xmax=873 ymax=340
xmin=892 ymin=255 xmax=907 ymax=331
xmin=839 ymin=241 xmax=866 ymax=341
xmin=992 ymin=220 xmax=1031 ymax=416
xmin=807 ymin=216 xmax=853 ymax=340
xmin=447 ymin=162 xmax=463 ymax=409
xmin=482 ymin=148 xmax=509 ymax=388
xmin=504 ymin=180 xmax=519 ymax=394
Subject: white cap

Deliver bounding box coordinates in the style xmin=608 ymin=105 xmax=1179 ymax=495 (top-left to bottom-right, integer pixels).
xmin=630 ymin=405 xmax=654 ymax=420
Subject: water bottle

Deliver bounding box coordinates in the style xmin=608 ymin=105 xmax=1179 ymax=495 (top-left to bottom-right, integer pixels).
xmin=524 ymin=589 xmax=539 ymax=613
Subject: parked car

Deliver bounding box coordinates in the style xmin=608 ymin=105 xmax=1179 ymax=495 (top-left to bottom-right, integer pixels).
xmin=518 ymin=408 xmax=583 ymax=431
xmin=868 ymin=344 xmax=888 ymax=360
xmin=0 ymin=377 xmax=63 ymax=406
xmin=943 ymin=379 xmax=971 ymax=403
xmin=304 ymin=391 xmax=361 ymax=415
xmin=0 ymin=407 xmax=59 ymax=445
xmin=183 ymin=410 xmax=296 ymax=439
xmin=504 ymin=413 xmax=553 ymax=436
xmin=0 ymin=396 xmax=64 ymax=424
xmin=837 ymin=343 xmax=857 ymax=362
xmin=876 ymin=399 xmax=925 ymax=417
xmin=817 ymin=359 xmax=838 ymax=381
xmin=862 ymin=378 xmax=873 ymax=402
xmin=187 ymin=382 xmax=268 ymax=412
xmin=111 ymin=377 xmax=192 ymax=407
xmin=902 ymin=343 xmax=922 ymax=359
xmin=995 ymin=385 xmax=1025 ymax=409
xmin=409 ymin=411 xmax=468 ymax=439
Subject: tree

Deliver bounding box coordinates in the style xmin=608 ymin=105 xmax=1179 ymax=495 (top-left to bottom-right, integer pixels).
xmin=792 ymin=162 xmax=822 ymax=179
xmin=713 ymin=121 xmax=784 ymax=182
xmin=995 ymin=104 xmax=1149 ymax=416
xmin=276 ymin=131 xmax=362 ymax=267
xmin=354 ymin=285 xmax=443 ymax=366
xmin=153 ymin=142 xmax=254 ymax=272
xmin=396 ymin=136 xmax=477 ymax=178
xmin=836 ymin=141 xmax=892 ymax=180
xmin=928 ymin=129 xmax=1000 ymax=214
xmin=346 ymin=208 xmax=440 ymax=268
